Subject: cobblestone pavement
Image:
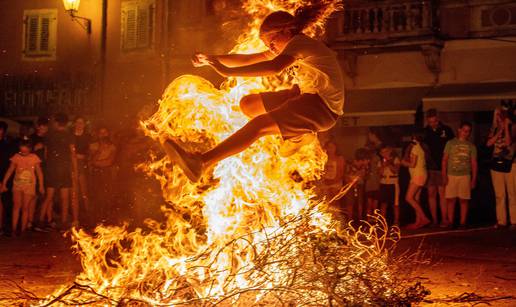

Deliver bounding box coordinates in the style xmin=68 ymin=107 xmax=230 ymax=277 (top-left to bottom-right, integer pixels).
xmin=399 ymin=227 xmax=516 ymax=306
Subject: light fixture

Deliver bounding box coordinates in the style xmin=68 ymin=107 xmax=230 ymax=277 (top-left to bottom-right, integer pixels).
xmin=62 ymin=0 xmax=91 ymax=34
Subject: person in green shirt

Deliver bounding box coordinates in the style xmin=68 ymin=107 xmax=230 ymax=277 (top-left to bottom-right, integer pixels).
xmin=442 ymin=121 xmax=478 ymax=229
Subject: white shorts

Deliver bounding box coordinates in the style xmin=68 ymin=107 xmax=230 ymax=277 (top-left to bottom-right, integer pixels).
xmin=445 ymin=175 xmax=471 ymax=200
xmin=13 ymin=184 xmax=36 ymax=196
xmin=410 ymin=175 xmax=427 ymax=187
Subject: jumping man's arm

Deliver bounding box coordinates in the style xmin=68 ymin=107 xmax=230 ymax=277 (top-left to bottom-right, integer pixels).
xmin=209 ymin=54 xmax=295 ymax=77
xmin=211 ymin=51 xmax=275 ymax=67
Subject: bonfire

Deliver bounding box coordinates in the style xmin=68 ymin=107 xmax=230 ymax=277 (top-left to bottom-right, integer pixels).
xmin=22 ymin=1 xmax=429 ymax=306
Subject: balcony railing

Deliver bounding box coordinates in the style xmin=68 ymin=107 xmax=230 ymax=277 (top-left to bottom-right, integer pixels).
xmin=0 ymin=75 xmax=97 ymax=117
xmin=335 ymin=0 xmax=434 ymax=42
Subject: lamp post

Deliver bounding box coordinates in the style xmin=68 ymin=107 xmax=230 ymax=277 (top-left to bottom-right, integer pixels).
xmin=62 ymin=0 xmax=92 ymax=34
xmin=62 ymin=0 xmax=107 ymax=112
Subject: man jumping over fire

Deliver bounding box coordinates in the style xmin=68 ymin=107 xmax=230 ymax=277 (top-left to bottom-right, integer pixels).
xmin=163 ymin=3 xmax=345 ymax=182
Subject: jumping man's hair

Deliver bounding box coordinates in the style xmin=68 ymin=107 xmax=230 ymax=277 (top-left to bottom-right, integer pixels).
xmin=260 ymin=1 xmax=340 ymax=35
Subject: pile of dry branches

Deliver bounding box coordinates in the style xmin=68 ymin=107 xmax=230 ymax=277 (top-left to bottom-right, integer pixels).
xmin=6 ymin=210 xmax=432 ymax=306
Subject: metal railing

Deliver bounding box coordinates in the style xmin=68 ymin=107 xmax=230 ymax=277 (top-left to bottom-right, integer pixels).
xmin=0 ymin=75 xmax=97 ymax=117
xmin=337 ymin=0 xmax=434 ymax=41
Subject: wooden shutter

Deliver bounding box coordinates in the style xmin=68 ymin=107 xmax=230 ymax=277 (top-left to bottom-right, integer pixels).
xmin=23 ymin=9 xmax=57 ymax=60
xmin=136 ymin=5 xmax=149 ymax=48
xmin=125 ymin=6 xmax=138 ymax=49
xmin=121 ymin=0 xmax=154 ymax=51
xmin=27 ymin=15 xmax=39 ymax=52
xmin=40 ymin=16 xmax=50 ymax=51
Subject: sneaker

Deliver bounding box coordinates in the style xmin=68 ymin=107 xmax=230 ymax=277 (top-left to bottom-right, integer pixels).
xmin=33 ymin=226 xmax=49 ymax=233
xmin=279 ymin=133 xmax=316 ymax=157
xmin=47 ymin=221 xmax=58 ymax=231
xmin=161 ymin=139 xmax=203 ymax=182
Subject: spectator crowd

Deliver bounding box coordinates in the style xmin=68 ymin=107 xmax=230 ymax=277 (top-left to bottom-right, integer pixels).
xmin=0 ymin=113 xmax=161 ymax=237
xmin=0 ymin=104 xmax=514 ymax=237
xmin=321 ymin=106 xmax=516 ymax=231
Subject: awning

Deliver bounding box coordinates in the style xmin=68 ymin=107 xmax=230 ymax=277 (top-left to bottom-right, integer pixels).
xmin=340 ymin=110 xmax=416 ymax=127
xmin=340 ymin=87 xmax=429 ymax=127
xmin=423 ymin=82 xmax=516 ymax=112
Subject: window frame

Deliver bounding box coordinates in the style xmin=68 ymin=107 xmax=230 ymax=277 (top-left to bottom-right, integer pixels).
xmin=120 ymin=0 xmax=156 ymax=53
xmin=22 ymin=9 xmax=57 ymax=61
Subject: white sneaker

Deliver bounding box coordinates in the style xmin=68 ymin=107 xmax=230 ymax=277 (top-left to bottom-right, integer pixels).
xmin=279 ymin=133 xmax=316 ymax=157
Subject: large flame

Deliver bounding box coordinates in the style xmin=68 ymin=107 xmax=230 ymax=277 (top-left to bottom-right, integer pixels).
xmin=34 ymin=1 xmax=427 ymax=306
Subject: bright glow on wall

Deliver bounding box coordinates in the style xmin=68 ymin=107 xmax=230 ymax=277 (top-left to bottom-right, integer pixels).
xmin=62 ymin=0 xmax=80 ymax=12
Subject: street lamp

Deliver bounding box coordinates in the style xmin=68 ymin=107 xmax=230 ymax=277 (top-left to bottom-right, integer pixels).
xmin=62 ymin=0 xmax=91 ymax=34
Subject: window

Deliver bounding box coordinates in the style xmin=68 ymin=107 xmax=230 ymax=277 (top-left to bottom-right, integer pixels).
xmin=22 ymin=9 xmax=57 ymax=60
xmin=121 ymin=0 xmax=155 ymax=52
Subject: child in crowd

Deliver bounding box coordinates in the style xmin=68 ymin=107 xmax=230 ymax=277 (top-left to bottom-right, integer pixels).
xmin=1 ymin=139 xmax=44 ymax=235
xmin=364 ymin=130 xmax=382 ymax=220
xmin=378 ymin=145 xmax=401 ymax=225
xmin=321 ymin=140 xmax=345 ymax=218
xmin=162 ymin=4 xmax=345 ymax=182
xmin=344 ymin=148 xmax=370 ymax=221
xmin=442 ymin=121 xmax=477 ymax=229
xmin=401 ymin=131 xmax=431 ymax=229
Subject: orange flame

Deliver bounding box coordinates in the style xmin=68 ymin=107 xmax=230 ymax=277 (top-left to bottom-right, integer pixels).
xmin=45 ymin=1 xmax=356 ymax=305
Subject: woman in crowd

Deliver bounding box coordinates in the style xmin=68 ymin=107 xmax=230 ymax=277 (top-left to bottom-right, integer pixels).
xmin=71 ymin=116 xmax=91 ymax=227
xmin=401 ymin=130 xmax=431 ymax=229
xmin=487 ymin=108 xmax=514 ymax=228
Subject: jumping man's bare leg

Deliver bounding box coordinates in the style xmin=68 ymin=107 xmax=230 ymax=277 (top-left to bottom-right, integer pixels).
xmin=163 ymin=113 xmax=280 ymax=182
